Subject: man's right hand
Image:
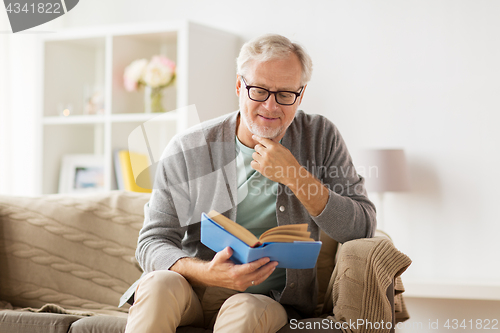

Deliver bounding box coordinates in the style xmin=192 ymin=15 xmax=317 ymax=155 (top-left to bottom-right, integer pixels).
xmin=170 ymin=247 xmax=278 ymax=291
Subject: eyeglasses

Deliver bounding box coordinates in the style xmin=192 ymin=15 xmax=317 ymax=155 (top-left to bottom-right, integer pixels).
xmin=240 ymin=76 xmax=303 ymax=106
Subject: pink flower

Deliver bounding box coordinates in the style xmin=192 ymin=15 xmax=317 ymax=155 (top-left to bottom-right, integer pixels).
xmin=143 ymin=56 xmax=176 ymax=88
xmin=123 ymin=59 xmax=148 ymax=91
xmin=123 ymin=56 xmax=176 ymax=91
xmin=152 ymin=55 xmax=176 ymax=72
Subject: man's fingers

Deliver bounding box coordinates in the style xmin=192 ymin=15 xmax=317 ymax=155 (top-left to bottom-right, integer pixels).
xmin=251 ymin=152 xmax=261 ymax=164
xmin=250 ymin=160 xmax=258 ymax=171
xmin=248 ymin=256 xmax=271 ymax=271
xmin=250 ymin=261 xmax=279 ymax=286
xmin=236 ymin=256 xmax=271 ymax=275
xmin=252 ymin=134 xmax=273 ymax=148
xmin=213 ymin=246 xmax=233 ymax=263
xmin=207 ymin=249 xmax=279 ymax=291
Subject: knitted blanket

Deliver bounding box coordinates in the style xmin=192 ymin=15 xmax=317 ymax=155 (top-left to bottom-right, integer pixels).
xmin=322 ymin=237 xmax=411 ymax=333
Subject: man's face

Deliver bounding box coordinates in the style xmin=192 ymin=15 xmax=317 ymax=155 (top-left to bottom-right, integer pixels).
xmin=236 ymin=53 xmax=305 ymax=147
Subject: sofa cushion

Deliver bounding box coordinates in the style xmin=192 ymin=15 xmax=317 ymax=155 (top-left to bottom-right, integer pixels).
xmin=0 ymin=191 xmax=150 ymax=312
xmin=68 ymin=315 xmax=127 ymax=333
xmin=0 ymin=310 xmax=82 ymax=333
xmin=66 ymin=316 xmax=215 ymax=333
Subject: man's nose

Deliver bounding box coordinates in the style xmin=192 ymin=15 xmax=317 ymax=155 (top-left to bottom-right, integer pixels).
xmin=262 ymin=93 xmax=279 ymax=110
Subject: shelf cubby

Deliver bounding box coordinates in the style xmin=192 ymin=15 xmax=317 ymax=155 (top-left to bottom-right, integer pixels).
xmin=38 ymin=21 xmax=239 ymax=194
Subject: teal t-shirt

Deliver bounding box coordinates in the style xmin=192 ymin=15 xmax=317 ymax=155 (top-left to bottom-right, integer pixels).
xmin=235 ymin=136 xmax=286 ymax=295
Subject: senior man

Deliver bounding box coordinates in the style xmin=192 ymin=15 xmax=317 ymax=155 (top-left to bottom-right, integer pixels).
xmin=124 ymin=34 xmax=376 ymax=333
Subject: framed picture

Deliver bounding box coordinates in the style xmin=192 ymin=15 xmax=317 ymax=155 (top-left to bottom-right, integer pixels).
xmin=59 ymin=154 xmax=105 ymax=193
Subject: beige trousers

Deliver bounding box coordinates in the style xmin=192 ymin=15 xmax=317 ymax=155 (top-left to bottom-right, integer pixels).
xmin=124 ymin=270 xmax=288 ymax=333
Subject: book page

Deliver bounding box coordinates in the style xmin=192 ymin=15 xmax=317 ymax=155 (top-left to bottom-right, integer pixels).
xmin=260 ymin=233 xmax=314 ymax=243
xmin=261 ymin=230 xmax=310 ymax=238
xmin=207 ymin=210 xmax=261 ymax=247
xmin=259 ymin=224 xmax=308 ymax=238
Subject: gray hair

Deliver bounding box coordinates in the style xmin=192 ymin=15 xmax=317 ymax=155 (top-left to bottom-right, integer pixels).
xmin=236 ymin=34 xmax=313 ymax=86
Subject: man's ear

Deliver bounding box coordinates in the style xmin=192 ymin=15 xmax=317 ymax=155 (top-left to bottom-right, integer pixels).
xmin=236 ymin=75 xmax=241 ymax=97
xmin=297 ymin=84 xmax=307 ymax=105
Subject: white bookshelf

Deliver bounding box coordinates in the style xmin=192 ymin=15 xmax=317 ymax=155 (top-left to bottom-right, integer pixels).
xmin=37 ymin=21 xmax=240 ymax=194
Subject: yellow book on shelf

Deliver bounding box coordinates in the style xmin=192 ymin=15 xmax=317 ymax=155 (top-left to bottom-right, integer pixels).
xmin=115 ymin=150 xmax=152 ymax=193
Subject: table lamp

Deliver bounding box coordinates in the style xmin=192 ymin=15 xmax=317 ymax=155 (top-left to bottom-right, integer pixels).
xmin=356 ymin=149 xmax=410 ymax=230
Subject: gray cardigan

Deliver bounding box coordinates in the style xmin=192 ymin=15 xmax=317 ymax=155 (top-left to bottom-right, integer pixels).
xmin=135 ymin=110 xmax=376 ymax=316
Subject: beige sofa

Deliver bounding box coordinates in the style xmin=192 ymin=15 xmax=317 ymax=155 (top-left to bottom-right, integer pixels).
xmin=0 ymin=191 xmax=411 ymax=333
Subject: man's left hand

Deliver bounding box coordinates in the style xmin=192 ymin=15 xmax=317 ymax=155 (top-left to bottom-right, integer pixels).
xmin=250 ymin=134 xmax=329 ymax=217
xmin=250 ymin=134 xmax=300 ymax=187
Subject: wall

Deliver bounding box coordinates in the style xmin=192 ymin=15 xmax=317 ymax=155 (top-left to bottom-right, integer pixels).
xmin=2 ymin=0 xmax=499 ymax=326
xmin=0 ymin=11 xmax=63 ymax=195
xmin=59 ymin=0 xmax=500 ymax=287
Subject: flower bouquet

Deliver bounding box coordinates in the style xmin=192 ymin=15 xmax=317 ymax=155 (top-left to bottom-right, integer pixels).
xmin=123 ymin=55 xmax=176 ymax=113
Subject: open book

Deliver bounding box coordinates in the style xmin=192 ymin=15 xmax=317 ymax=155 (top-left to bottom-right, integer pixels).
xmin=201 ymin=210 xmax=322 ymax=269
xmin=206 ymin=210 xmax=314 ymax=247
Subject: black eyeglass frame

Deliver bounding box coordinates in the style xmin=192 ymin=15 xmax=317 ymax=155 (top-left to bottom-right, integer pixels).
xmin=240 ymin=76 xmax=304 ymax=106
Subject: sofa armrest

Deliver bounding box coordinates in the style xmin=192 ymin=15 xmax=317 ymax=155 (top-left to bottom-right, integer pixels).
xmin=374 ymin=229 xmax=393 ymax=241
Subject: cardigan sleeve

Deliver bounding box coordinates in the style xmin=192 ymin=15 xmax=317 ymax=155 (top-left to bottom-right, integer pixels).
xmin=135 ymin=135 xmax=192 ymax=273
xmin=310 ymin=120 xmax=377 ymax=243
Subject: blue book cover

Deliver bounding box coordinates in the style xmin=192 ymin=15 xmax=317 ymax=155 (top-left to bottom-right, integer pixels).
xmin=200 ymin=212 xmax=322 ymax=269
